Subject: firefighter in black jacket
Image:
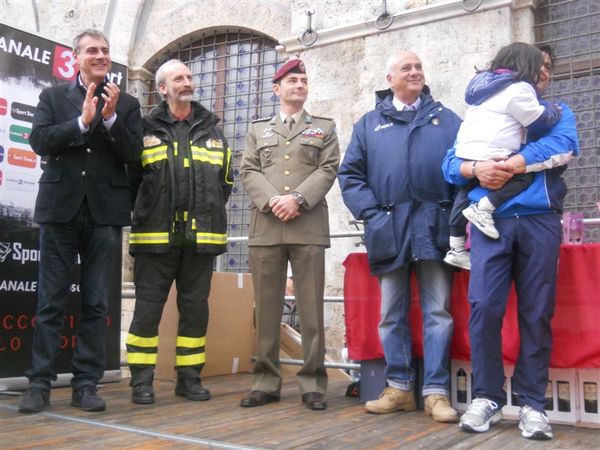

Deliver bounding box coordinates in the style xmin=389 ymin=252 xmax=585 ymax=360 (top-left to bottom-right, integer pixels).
xmin=126 ymin=59 xmax=233 ymax=405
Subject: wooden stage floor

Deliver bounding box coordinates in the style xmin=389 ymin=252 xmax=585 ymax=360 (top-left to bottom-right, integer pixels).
xmin=1 ymin=373 xmax=598 ymax=449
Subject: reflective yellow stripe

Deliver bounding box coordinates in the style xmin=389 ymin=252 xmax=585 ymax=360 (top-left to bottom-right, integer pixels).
xmin=176 ymin=353 xmax=206 ymax=366
xmin=176 ymin=336 xmax=206 ymax=348
xmin=127 ymin=352 xmax=157 ymax=365
xmin=174 ymin=211 xmax=190 ymax=221
xmin=141 ymin=145 xmax=168 ymax=167
xmin=183 ymin=158 xmax=190 ymax=168
xmin=129 ymin=232 xmax=170 ymax=245
xmin=224 ymin=147 xmax=233 ymax=185
xmin=126 ymin=333 xmax=158 ymax=348
xmin=190 ymin=146 xmax=224 ymax=166
xmin=196 ymin=232 xmax=227 ymax=245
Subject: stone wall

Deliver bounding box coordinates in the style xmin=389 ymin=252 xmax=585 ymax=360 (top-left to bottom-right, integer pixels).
xmin=2 ymin=0 xmax=536 ymax=361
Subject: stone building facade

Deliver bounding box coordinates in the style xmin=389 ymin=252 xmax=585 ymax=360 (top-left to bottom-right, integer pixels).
xmin=3 ymin=0 xmax=597 ymax=360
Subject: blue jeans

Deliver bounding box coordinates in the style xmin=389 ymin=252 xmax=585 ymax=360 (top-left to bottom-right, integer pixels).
xmin=379 ymin=260 xmax=454 ymax=396
xmin=469 ymin=213 xmax=561 ymax=412
xmin=27 ymin=200 xmax=121 ymax=390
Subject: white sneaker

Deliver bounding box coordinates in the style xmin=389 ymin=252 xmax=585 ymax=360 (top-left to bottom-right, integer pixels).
xmin=444 ymin=249 xmax=471 ymax=270
xmin=459 ymin=398 xmax=502 ymax=433
xmin=462 ymin=204 xmax=499 ymax=239
xmin=519 ymin=405 xmax=553 ymax=440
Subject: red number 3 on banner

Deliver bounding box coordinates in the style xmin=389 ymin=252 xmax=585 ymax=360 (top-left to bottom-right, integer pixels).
xmin=52 ymin=44 xmax=78 ymax=81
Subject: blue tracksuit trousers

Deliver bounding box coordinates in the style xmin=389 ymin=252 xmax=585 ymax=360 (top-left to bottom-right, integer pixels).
xmin=468 ymin=213 xmax=561 ymax=412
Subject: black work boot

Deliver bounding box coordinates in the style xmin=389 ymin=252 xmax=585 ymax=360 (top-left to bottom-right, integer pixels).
xmin=71 ymin=385 xmax=106 ymax=411
xmin=131 ymin=384 xmax=155 ymax=405
xmin=19 ymin=387 xmax=50 ymax=413
xmin=175 ymin=377 xmax=211 ymax=401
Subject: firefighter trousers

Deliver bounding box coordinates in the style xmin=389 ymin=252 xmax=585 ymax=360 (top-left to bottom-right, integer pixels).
xmin=126 ymin=245 xmax=215 ymax=386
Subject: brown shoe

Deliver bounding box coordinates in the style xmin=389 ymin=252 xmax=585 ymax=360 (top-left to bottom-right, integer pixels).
xmin=365 ymin=386 xmax=417 ymax=414
xmin=425 ymin=394 xmax=458 ymax=423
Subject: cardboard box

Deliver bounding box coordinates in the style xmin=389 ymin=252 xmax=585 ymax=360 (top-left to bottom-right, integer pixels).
xmin=359 ymin=358 xmax=386 ymax=403
xmin=279 ymin=323 xmax=352 ymax=381
xmin=577 ymin=368 xmax=600 ymax=428
xmin=450 ymin=359 xmax=473 ymax=412
xmin=546 ymin=368 xmax=580 ymax=425
xmin=502 ymin=365 xmax=520 ymax=419
xmin=156 ymin=272 xmax=255 ymax=380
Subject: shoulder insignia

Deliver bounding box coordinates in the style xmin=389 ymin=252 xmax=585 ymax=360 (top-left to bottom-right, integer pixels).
xmin=309 ymin=115 xmax=334 ymax=121
xmin=143 ymin=135 xmax=162 ymax=147
xmin=252 ymin=116 xmax=273 ymax=123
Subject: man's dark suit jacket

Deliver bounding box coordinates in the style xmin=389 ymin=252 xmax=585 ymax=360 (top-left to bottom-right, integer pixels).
xmin=29 ymin=80 xmax=143 ymax=226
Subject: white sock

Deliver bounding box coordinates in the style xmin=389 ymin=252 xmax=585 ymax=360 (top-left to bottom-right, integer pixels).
xmin=478 ymin=196 xmax=495 ymax=212
xmin=449 ymin=236 xmax=466 ymax=252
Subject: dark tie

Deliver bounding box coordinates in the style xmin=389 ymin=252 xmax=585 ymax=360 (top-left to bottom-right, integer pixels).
xmin=286 ymin=117 xmax=295 ymax=133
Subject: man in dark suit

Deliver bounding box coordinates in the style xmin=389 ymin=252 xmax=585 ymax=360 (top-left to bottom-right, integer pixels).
xmin=239 ymin=59 xmax=340 ymax=410
xmin=19 ymin=29 xmax=143 ymax=414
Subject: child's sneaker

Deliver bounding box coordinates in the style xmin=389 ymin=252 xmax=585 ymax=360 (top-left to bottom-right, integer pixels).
xmin=443 ymin=249 xmax=471 ymax=270
xmin=462 ymin=204 xmax=499 ymax=239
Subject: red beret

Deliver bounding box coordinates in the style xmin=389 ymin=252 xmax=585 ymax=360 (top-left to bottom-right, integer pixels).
xmin=272 ymin=59 xmax=306 ymax=83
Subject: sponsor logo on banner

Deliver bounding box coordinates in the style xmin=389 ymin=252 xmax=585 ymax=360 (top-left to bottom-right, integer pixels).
xmin=0 ymin=36 xmax=52 ymax=65
xmin=50 ymin=44 xmax=124 ymax=86
xmin=9 ymin=124 xmax=31 ymax=144
xmin=0 ymin=280 xmax=38 ymax=292
xmin=0 ymin=242 xmax=40 ymax=265
xmin=52 ymin=44 xmax=77 ymax=81
xmin=0 ymin=169 xmax=3 ymax=186
xmin=5 ymin=171 xmax=36 ymax=192
xmin=0 ymin=145 xmax=4 ymax=163
xmin=0 ymin=97 xmax=7 ymax=115
xmin=107 ymin=71 xmax=124 ymax=86
xmin=11 ymin=102 xmax=35 ymax=123
xmin=8 ymin=147 xmax=37 ymax=168
xmin=0 ymin=242 xmax=11 ymax=262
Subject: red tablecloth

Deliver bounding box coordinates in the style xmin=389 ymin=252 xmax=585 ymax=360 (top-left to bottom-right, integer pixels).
xmin=343 ymin=244 xmax=600 ymax=368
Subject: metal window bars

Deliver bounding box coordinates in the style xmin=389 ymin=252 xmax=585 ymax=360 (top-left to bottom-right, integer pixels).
xmin=534 ymin=0 xmax=600 ymax=242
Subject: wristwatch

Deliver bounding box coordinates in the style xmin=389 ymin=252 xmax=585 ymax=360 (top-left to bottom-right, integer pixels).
xmin=292 ymin=191 xmax=305 ymax=205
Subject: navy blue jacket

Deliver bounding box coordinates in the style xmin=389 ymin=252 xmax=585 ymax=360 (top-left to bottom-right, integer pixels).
xmin=338 ymin=87 xmax=461 ymax=275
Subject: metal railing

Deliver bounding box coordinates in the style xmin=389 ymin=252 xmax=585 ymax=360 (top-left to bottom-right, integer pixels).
xmin=122 ymin=218 xmax=600 ymax=370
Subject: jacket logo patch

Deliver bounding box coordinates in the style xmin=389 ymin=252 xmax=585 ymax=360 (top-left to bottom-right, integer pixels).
xmin=374 ymin=123 xmax=393 ymax=132
xmin=144 ymin=135 xmax=161 ymax=146
xmin=206 ymin=139 xmax=223 ymax=149
xmin=301 ymin=128 xmax=324 ymax=138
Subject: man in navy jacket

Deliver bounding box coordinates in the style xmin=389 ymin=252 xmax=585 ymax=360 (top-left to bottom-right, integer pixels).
xmin=338 ymin=51 xmax=461 ymax=422
xmin=19 ymin=29 xmax=143 ymax=414
xmin=444 ymin=46 xmax=579 ymax=440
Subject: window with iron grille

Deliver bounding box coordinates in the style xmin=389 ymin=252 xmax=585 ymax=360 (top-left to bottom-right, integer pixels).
xmin=535 ymin=0 xmax=600 ymax=242
xmin=145 ymin=30 xmax=284 ymax=271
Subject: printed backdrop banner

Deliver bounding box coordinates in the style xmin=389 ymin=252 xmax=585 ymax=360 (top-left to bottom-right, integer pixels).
xmin=0 ymin=23 xmax=125 ymax=382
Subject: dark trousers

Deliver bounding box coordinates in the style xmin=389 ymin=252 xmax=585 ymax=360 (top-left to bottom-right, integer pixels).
xmin=27 ymin=200 xmax=121 ymax=390
xmin=468 ymin=213 xmax=561 ymax=412
xmin=449 ymin=174 xmax=534 ymax=237
xmin=127 ymin=242 xmax=215 ymax=385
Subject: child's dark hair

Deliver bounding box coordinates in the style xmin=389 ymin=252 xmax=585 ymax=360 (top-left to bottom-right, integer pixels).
xmin=488 ymin=42 xmax=543 ymax=84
